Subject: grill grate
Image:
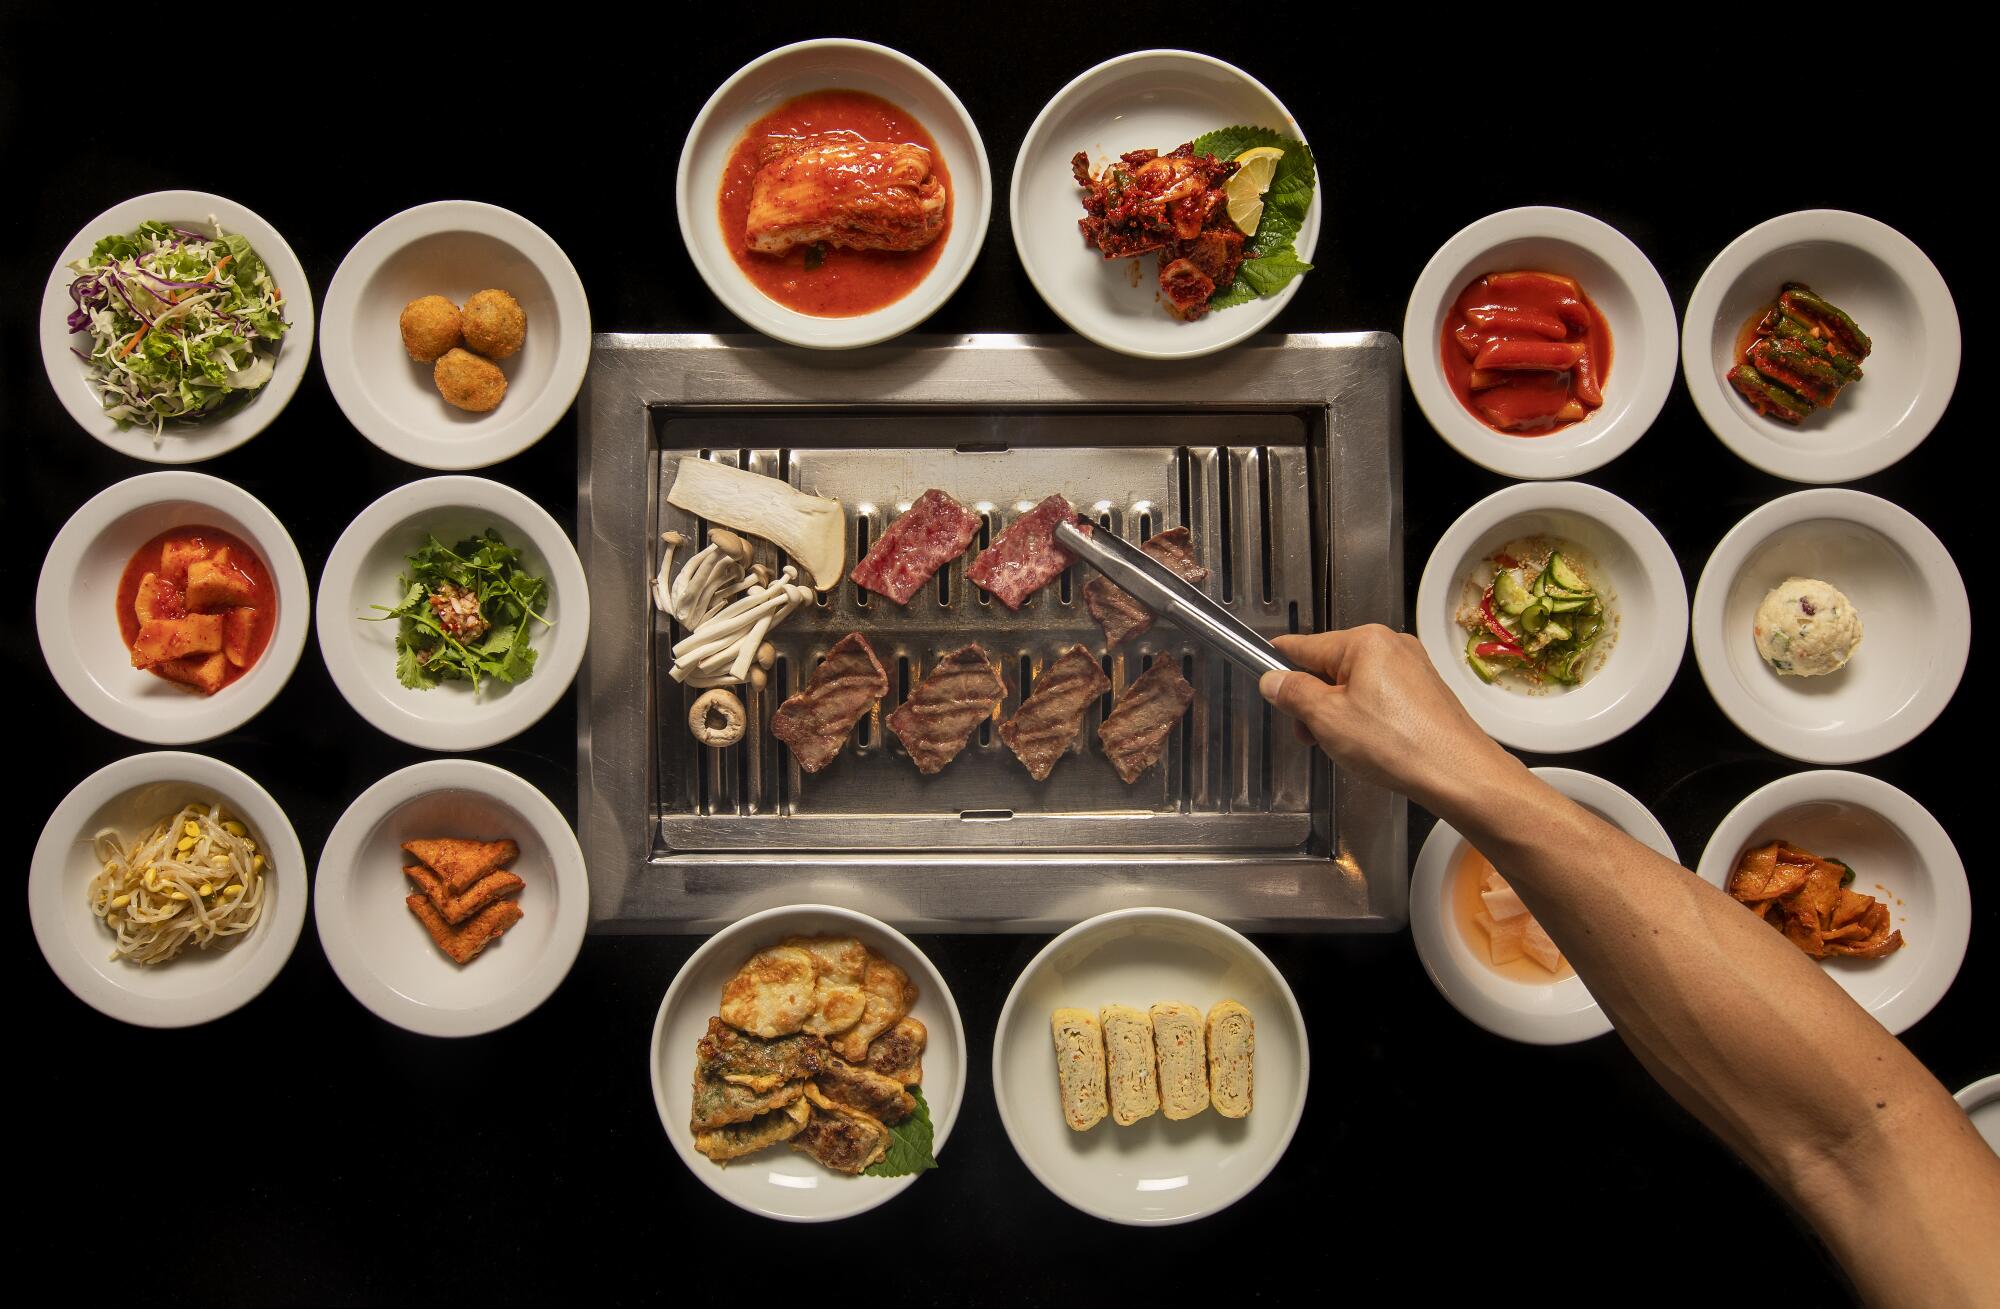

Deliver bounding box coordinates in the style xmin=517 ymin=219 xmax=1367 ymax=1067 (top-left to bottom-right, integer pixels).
xmin=653 ymin=421 xmax=1323 ymax=855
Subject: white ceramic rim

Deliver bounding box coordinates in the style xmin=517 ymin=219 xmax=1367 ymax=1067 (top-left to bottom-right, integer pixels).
xmin=39 ymin=189 xmax=315 ymax=463
xmin=1010 ymin=48 xmax=1321 ymax=361
xmin=29 ymin=751 xmax=308 ymax=1027
xmin=1690 ymin=489 xmax=1969 ymax=764
xmin=675 ymin=38 xmax=993 ymax=350
xmin=1403 ymin=206 xmax=1676 ymax=479
xmin=647 ymin=903 xmax=967 ymax=1222
xmin=1682 ymin=210 xmax=1959 ymax=484
xmin=1693 ymin=770 xmax=1969 ymax=1035
xmin=35 ymin=471 xmax=311 ymax=744
xmin=312 ymin=759 xmax=588 ymax=1037
xmin=991 ymin=905 xmax=1310 ymax=1225
xmin=1415 ymin=480 xmax=1688 ymax=753
xmin=1954 ymin=1073 xmax=2000 ymax=1135
xmin=314 ymin=475 xmax=589 ymax=751
xmin=318 ymin=200 xmax=591 ymax=470
xmin=1409 ymin=766 xmax=1676 ymax=1045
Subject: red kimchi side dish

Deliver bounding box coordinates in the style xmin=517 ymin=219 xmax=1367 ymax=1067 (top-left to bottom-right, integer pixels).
xmin=1727 ymin=840 xmax=1904 ymax=961
xmin=116 ymin=526 xmax=276 ymax=696
xmin=1442 ymin=270 xmax=1613 ymax=435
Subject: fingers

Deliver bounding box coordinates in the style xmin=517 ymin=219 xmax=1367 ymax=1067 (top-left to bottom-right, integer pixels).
xmin=1272 ymin=630 xmax=1355 ymax=680
xmin=1258 ymin=668 xmax=1344 ymax=738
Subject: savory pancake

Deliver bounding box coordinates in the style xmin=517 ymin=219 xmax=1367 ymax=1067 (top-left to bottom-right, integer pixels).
xmin=785 ymin=934 xmax=870 ymax=1035
xmin=719 ymin=945 xmax=819 ymax=1037
xmin=791 ymin=1084 xmax=892 ymax=1175
xmin=865 ymin=1016 xmax=927 ymax=1085
xmin=834 ymin=954 xmax=917 ymax=1061
xmin=694 ymin=1096 xmax=811 ymax=1162
xmin=689 ymin=1018 xmax=825 ymax=1130
xmin=815 ymin=1055 xmax=916 ymax=1125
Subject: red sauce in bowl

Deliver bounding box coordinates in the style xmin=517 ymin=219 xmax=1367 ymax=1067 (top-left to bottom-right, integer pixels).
xmin=716 ymin=89 xmax=952 ymax=318
xmin=115 ymin=526 xmax=275 ymax=694
xmin=1442 ymin=271 xmax=1613 ymax=435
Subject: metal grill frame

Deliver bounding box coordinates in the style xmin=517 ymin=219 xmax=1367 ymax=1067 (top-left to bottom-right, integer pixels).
xmin=579 ymin=334 xmax=1404 ymax=932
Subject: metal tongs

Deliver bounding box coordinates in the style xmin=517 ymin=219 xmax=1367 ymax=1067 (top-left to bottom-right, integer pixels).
xmin=1055 ymin=519 xmax=1304 ymax=677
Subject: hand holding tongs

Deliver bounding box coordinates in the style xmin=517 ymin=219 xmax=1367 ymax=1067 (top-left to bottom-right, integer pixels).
xmin=1054 ymin=519 xmax=1305 ymax=677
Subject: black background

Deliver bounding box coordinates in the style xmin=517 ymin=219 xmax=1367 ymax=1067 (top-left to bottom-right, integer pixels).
xmin=3 ymin=16 xmax=1988 ymax=1307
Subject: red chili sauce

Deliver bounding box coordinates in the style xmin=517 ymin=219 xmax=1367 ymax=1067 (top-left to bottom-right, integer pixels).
xmin=1441 ymin=271 xmax=1613 ymax=435
xmin=115 ymin=526 xmax=275 ymax=694
xmin=716 ymin=89 xmax=951 ymax=318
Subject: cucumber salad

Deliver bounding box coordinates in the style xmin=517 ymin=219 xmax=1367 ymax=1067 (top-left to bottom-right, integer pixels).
xmin=1458 ymin=543 xmax=1607 ymax=687
xmin=65 ymin=219 xmax=289 ymax=436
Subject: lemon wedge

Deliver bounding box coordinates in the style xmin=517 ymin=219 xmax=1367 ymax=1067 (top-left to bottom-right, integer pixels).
xmin=1225 ymin=146 xmax=1285 ymax=236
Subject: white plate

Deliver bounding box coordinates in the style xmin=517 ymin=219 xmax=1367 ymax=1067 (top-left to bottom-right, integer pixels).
xmin=1012 ymin=50 xmax=1319 ymax=360
xmin=1416 ymin=481 xmax=1686 ymax=753
xmin=1691 ymin=490 xmax=1967 ymax=764
xmin=1410 ymin=767 xmax=1675 ymax=1045
xmin=30 ymin=752 xmax=307 ymax=1027
xmin=319 ymin=201 xmax=590 ymax=470
xmin=1954 ymin=1075 xmax=2000 ymax=1152
xmin=648 ymin=904 xmax=966 ymax=1222
xmin=314 ymin=759 xmax=588 ymax=1037
xmin=39 ymin=190 xmax=314 ymax=463
xmin=1695 ymin=771 xmax=1968 ymax=1035
xmin=1404 ymin=207 xmax=1676 ymax=479
xmin=36 ymin=471 xmax=310 ymax=744
xmin=315 ymin=476 xmax=588 ymax=751
xmin=1682 ymin=210 xmax=1959 ymax=484
xmin=992 ymin=907 xmax=1308 ymax=1225
xmin=677 ymin=39 xmax=991 ymax=350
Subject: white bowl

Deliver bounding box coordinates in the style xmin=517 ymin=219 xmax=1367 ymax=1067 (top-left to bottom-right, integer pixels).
xmin=315 ymin=476 xmax=588 ymax=751
xmin=29 ymin=752 xmax=307 ymax=1027
xmin=1691 ymin=490 xmax=1967 ymax=764
xmin=648 ymin=904 xmax=966 ymax=1222
xmin=1694 ymin=771 xmax=1968 ymax=1035
xmin=1416 ymin=481 xmax=1686 ymax=753
xmin=1682 ymin=210 xmax=1959 ymax=484
xmin=992 ymin=907 xmax=1308 ymax=1225
xmin=319 ymin=201 xmax=590 ymax=469
xmin=1404 ymin=207 xmax=1676 ymax=479
xmin=1955 ymin=1074 xmax=2000 ymax=1152
xmin=677 ymin=39 xmax=991 ymax=350
xmin=1012 ymin=50 xmax=1319 ymax=360
xmin=36 ymin=471 xmax=310 ymax=744
xmin=1409 ymin=767 xmax=1675 ymax=1045
xmin=39 ymin=190 xmax=314 ymax=463
xmin=314 ymin=759 xmax=588 ymax=1037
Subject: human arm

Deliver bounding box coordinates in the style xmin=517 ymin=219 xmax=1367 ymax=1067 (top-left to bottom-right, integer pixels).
xmin=1260 ymin=626 xmax=2000 ymax=1309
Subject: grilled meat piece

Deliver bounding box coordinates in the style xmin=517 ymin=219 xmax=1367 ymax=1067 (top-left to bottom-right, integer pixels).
xmin=771 ymin=632 xmax=890 ymax=773
xmin=849 ymin=488 xmax=982 ymax=605
xmin=999 ymin=645 xmax=1112 ymax=781
xmin=1082 ymin=526 xmax=1210 ymax=648
xmin=689 ymin=1018 xmax=827 ymax=1131
xmin=745 ymin=133 xmax=947 ymax=255
xmin=967 ymin=494 xmax=1076 ymax=609
xmin=814 ymin=1055 xmax=916 ymax=1125
xmin=864 ymin=1016 xmax=927 ymax=1085
xmin=1098 ymin=661 xmax=1195 ymax=784
xmin=791 ymin=1084 xmax=892 ymax=1174
xmin=885 ymin=644 xmax=1005 ymax=774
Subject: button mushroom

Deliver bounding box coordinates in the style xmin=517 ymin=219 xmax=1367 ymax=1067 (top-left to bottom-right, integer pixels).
xmin=688 ymin=688 xmax=747 ymax=748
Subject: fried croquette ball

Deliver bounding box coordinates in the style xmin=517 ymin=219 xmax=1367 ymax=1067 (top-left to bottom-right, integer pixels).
xmin=399 ymin=295 xmax=462 ymax=363
xmin=461 ymin=288 xmax=527 ymax=359
xmin=433 ymin=347 xmax=507 ymax=413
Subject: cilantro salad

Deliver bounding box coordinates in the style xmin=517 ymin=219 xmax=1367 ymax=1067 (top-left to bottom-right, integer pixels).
xmin=370 ymin=531 xmax=551 ymax=694
xmin=65 ymin=219 xmax=290 ymax=436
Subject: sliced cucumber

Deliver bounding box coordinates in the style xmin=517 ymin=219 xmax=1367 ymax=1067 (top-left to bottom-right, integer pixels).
xmin=1465 ymin=632 xmax=1499 ymax=683
xmin=1549 ymin=552 xmax=1589 ymax=592
xmin=1543 ymin=620 xmax=1571 ymax=642
xmin=1547 ymin=597 xmax=1589 ymax=613
xmin=1519 ymin=601 xmax=1548 ymax=633
xmin=1494 ymin=569 xmax=1533 ymax=614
